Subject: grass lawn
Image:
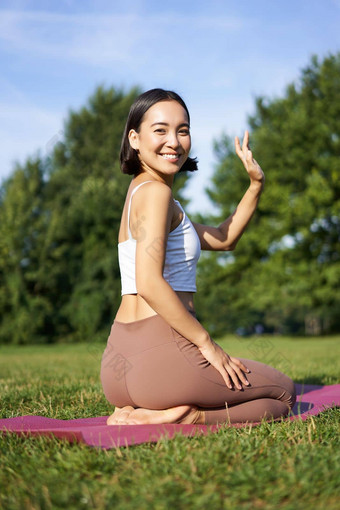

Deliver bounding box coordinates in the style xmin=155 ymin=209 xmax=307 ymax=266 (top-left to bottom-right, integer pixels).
xmin=0 ymin=333 xmax=339 ymax=510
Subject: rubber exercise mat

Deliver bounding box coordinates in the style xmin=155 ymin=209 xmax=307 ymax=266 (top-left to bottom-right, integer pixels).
xmin=0 ymin=383 xmax=339 ymax=449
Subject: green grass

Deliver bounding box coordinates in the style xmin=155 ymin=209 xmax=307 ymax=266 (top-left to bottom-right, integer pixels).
xmin=0 ymin=334 xmax=339 ymax=510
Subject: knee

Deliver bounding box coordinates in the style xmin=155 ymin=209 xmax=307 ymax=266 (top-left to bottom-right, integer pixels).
xmin=283 ymin=377 xmax=297 ymax=410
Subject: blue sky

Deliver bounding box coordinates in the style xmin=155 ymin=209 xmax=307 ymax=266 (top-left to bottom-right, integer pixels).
xmin=1 ymin=0 xmax=340 ymax=214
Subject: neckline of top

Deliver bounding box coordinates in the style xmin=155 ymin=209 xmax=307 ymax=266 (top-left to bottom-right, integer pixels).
xmin=118 ymin=201 xmax=186 ymax=245
xmin=119 ymin=183 xmax=185 ymax=245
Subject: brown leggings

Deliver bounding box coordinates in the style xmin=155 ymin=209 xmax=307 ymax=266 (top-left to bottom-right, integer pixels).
xmin=100 ymin=313 xmax=296 ymax=425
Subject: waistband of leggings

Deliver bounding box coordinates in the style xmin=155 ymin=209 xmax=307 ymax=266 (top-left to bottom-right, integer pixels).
xmin=113 ymin=309 xmax=196 ymax=327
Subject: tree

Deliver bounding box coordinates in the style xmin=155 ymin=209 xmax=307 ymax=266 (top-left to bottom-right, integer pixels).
xmin=0 ymin=158 xmax=50 ymax=343
xmin=39 ymin=85 xmax=140 ymax=343
xmin=196 ymin=53 xmax=340 ymax=335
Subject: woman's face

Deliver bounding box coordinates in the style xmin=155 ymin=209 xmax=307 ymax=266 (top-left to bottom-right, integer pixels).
xmin=128 ymin=100 xmax=191 ymax=180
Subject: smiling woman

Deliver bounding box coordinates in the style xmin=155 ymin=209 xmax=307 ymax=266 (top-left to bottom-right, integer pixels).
xmin=119 ymin=89 xmax=198 ymax=175
xmin=100 ymin=88 xmax=296 ymax=426
xmin=127 ymin=100 xmax=191 ymax=181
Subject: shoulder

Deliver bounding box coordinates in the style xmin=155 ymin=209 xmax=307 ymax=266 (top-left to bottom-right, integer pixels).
xmin=132 ymin=181 xmax=173 ymax=209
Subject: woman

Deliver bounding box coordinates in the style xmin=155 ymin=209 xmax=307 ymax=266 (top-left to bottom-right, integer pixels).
xmin=100 ymin=88 xmax=296 ymax=426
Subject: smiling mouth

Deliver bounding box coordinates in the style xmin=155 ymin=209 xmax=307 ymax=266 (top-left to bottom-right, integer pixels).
xmin=159 ymin=153 xmax=180 ymax=160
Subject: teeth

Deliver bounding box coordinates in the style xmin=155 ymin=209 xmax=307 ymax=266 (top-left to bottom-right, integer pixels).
xmin=161 ymin=154 xmax=178 ymax=160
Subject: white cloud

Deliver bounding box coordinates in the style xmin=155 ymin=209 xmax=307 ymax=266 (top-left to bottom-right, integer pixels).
xmin=0 ymin=9 xmax=246 ymax=67
xmin=0 ymin=10 xmax=138 ymax=65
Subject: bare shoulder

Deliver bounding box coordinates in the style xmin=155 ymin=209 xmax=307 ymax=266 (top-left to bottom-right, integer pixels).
xmin=132 ymin=181 xmax=173 ymax=209
xmin=134 ymin=180 xmax=172 ymax=196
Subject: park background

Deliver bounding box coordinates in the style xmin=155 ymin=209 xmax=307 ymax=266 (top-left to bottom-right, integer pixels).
xmin=0 ymin=0 xmax=339 ymax=344
xmin=1 ymin=3 xmax=339 ymax=509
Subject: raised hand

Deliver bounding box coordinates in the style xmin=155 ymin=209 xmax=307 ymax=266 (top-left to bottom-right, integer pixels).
xmin=235 ymin=130 xmax=265 ymax=185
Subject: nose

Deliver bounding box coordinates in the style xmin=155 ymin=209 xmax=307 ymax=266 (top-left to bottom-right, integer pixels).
xmin=166 ymin=130 xmax=180 ymax=149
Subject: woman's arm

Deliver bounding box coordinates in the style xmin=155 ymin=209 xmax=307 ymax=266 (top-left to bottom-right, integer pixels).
xmin=134 ymin=181 xmax=209 ymax=348
xmin=192 ymin=130 xmax=265 ymax=251
xmin=133 ymin=181 xmax=250 ymax=389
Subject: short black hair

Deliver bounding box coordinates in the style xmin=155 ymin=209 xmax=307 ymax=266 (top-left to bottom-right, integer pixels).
xmin=120 ymin=88 xmax=198 ymax=175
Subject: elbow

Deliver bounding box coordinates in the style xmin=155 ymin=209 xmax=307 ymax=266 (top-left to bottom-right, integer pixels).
xmin=137 ymin=289 xmax=153 ymax=302
xmin=217 ymin=226 xmax=237 ymax=251
xmin=224 ymin=235 xmax=242 ymax=251
xmin=224 ymin=242 xmax=237 ymax=251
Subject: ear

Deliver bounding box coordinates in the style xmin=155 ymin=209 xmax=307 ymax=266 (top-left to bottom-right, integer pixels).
xmin=128 ymin=129 xmax=139 ymax=151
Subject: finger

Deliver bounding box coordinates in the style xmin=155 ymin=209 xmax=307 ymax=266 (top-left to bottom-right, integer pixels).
xmin=224 ymin=365 xmax=243 ymax=390
xmin=234 ymin=367 xmax=250 ymax=386
xmin=227 ymin=360 xmax=250 ymax=388
xmin=230 ymin=356 xmax=251 ymax=373
xmin=221 ymin=353 xmax=236 ymax=388
xmin=246 ymin=149 xmax=253 ymax=164
xmin=235 ymin=136 xmax=245 ymax=162
xmin=219 ymin=367 xmax=233 ymax=389
xmin=242 ymin=130 xmax=249 ymax=152
xmin=228 ymin=369 xmax=250 ymax=387
xmin=229 ymin=362 xmax=250 ymax=387
xmin=243 ymin=135 xmax=254 ymax=165
xmin=234 ymin=136 xmax=242 ymax=154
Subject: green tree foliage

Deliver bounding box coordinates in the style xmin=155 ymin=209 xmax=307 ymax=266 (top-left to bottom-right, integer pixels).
xmin=0 ymin=158 xmax=49 ymax=343
xmin=195 ymin=53 xmax=340 ymax=335
xmin=40 ymin=86 xmax=141 ymax=344
xmin=0 ymin=86 xmax=137 ymax=343
xmin=0 ymin=85 xmax=194 ymax=344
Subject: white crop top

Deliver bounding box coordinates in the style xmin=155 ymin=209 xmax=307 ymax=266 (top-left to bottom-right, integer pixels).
xmin=118 ymin=181 xmax=201 ymax=295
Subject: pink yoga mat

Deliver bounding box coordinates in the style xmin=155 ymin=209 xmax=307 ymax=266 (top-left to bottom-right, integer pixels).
xmin=0 ymin=383 xmax=339 ymax=449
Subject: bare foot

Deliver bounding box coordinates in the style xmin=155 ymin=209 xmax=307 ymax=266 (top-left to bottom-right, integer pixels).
xmin=106 ymin=406 xmax=135 ymax=425
xmin=107 ymin=405 xmax=205 ymax=425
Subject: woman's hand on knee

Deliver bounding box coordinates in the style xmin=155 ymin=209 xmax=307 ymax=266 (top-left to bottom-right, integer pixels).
xmin=199 ymin=341 xmax=250 ymax=389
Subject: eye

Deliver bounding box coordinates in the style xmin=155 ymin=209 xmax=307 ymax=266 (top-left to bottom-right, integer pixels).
xmin=154 ymin=128 xmax=166 ymax=133
xmin=179 ymin=129 xmax=190 ymax=135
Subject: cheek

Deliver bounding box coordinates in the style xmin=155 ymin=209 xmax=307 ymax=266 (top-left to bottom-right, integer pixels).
xmin=141 ymin=135 xmax=162 ymax=152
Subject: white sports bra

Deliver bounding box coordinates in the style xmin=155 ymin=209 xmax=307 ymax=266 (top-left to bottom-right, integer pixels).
xmin=118 ymin=181 xmax=201 ymax=295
